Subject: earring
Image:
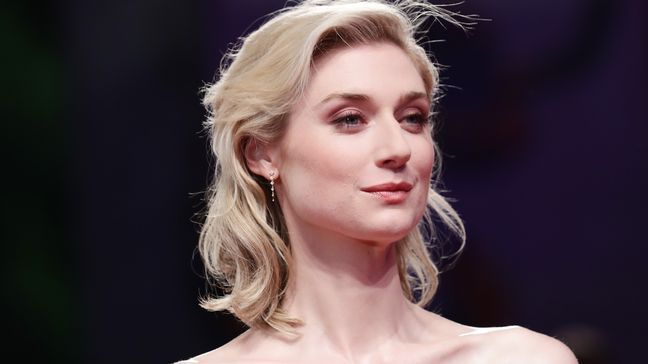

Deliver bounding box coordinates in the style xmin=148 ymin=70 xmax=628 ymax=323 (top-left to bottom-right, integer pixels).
xmin=269 ymin=171 xmax=276 ymax=203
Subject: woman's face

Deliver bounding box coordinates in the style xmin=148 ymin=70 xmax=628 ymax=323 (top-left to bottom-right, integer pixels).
xmin=274 ymin=42 xmax=434 ymax=246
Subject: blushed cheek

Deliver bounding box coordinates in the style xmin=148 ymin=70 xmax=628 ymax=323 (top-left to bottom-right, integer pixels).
xmin=289 ymin=153 xmax=359 ymax=223
xmin=418 ymin=141 xmax=435 ymax=180
xmin=280 ymin=151 xmax=339 ymax=204
xmin=416 ymin=142 xmax=435 ymax=209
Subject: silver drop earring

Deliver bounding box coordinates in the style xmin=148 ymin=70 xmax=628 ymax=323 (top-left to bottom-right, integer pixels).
xmin=269 ymin=171 xmax=276 ymax=202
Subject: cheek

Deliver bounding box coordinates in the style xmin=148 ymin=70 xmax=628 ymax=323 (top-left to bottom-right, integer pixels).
xmin=279 ymin=135 xmax=358 ymax=202
xmin=413 ymin=137 xmax=435 ymax=180
xmin=412 ymin=139 xmax=435 ymax=212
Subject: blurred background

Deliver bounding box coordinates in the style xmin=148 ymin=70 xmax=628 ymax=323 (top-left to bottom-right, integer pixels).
xmin=2 ymin=0 xmax=645 ymax=363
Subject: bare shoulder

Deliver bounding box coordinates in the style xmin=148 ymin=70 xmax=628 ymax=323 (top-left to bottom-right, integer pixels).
xmin=176 ymin=346 xmax=233 ymax=364
xmin=413 ymin=310 xmax=577 ymax=363
xmin=176 ymin=330 xmax=264 ymax=364
xmin=461 ymin=325 xmax=578 ymax=364
xmin=174 ymin=344 xmax=237 ymax=364
xmin=176 ymin=329 xmax=298 ymax=364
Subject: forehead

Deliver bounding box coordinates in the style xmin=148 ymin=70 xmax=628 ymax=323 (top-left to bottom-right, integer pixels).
xmin=302 ymin=42 xmax=428 ymax=105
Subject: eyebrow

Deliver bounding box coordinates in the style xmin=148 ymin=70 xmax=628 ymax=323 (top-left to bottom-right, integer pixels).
xmin=319 ymin=92 xmax=370 ymax=105
xmin=398 ymin=91 xmax=428 ymax=104
xmin=317 ymin=91 xmax=429 ymax=106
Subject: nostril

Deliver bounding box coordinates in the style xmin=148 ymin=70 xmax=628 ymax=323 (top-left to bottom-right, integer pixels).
xmin=374 ymin=118 xmax=412 ymax=169
xmin=377 ymin=150 xmax=411 ymax=170
xmin=379 ymin=152 xmax=410 ymax=170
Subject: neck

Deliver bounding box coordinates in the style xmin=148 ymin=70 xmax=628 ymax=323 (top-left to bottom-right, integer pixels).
xmin=280 ymin=224 xmax=424 ymax=358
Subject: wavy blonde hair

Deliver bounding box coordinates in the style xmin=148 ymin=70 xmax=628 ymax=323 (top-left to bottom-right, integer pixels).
xmin=199 ymin=0 xmax=467 ymax=333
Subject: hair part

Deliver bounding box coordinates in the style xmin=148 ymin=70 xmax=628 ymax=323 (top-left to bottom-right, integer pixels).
xmin=200 ymin=0 xmax=467 ymax=334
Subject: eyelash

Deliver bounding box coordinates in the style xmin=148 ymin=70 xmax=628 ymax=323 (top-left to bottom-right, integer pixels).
xmin=402 ymin=112 xmax=429 ymax=125
xmin=331 ymin=110 xmax=430 ymax=131
xmin=332 ymin=111 xmax=364 ymax=127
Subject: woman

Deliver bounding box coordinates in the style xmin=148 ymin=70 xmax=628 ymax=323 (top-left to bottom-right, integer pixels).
xmin=181 ymin=1 xmax=578 ymax=362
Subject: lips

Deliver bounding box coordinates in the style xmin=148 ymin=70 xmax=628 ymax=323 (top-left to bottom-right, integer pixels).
xmin=361 ymin=181 xmax=413 ymax=192
xmin=361 ymin=182 xmax=414 ymax=203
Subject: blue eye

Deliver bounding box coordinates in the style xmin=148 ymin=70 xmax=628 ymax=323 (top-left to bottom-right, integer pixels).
xmin=332 ymin=112 xmax=363 ymax=127
xmin=403 ymin=113 xmax=425 ymax=124
xmin=400 ymin=112 xmax=430 ymax=133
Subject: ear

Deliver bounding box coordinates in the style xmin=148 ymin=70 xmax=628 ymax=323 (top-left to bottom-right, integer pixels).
xmin=244 ymin=137 xmax=277 ymax=179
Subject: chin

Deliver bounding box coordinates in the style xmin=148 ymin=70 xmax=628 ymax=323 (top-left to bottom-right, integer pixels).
xmin=380 ymin=211 xmax=422 ymax=233
xmin=354 ymin=221 xmax=419 ymax=247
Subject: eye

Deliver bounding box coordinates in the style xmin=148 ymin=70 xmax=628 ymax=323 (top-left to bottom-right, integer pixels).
xmin=332 ymin=111 xmax=365 ymax=129
xmin=400 ymin=111 xmax=430 ymax=133
xmin=403 ymin=113 xmax=425 ymax=124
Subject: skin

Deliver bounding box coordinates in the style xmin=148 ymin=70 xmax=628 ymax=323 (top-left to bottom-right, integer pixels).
xmin=188 ymin=42 xmax=578 ymax=364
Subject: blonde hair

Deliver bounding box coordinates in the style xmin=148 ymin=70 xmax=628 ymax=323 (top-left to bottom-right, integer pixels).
xmin=199 ymin=0 xmax=467 ymax=333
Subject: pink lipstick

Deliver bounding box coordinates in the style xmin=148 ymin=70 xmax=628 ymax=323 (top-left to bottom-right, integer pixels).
xmin=361 ymin=182 xmax=413 ymax=204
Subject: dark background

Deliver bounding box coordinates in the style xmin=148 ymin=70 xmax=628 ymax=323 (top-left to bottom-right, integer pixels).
xmin=3 ymin=0 xmax=646 ymax=363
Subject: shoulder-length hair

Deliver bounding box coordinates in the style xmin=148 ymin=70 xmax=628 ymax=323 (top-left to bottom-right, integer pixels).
xmin=199 ymin=0 xmax=466 ymax=333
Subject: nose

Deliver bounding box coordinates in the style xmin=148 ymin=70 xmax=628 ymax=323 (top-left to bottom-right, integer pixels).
xmin=374 ymin=118 xmax=411 ymax=170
